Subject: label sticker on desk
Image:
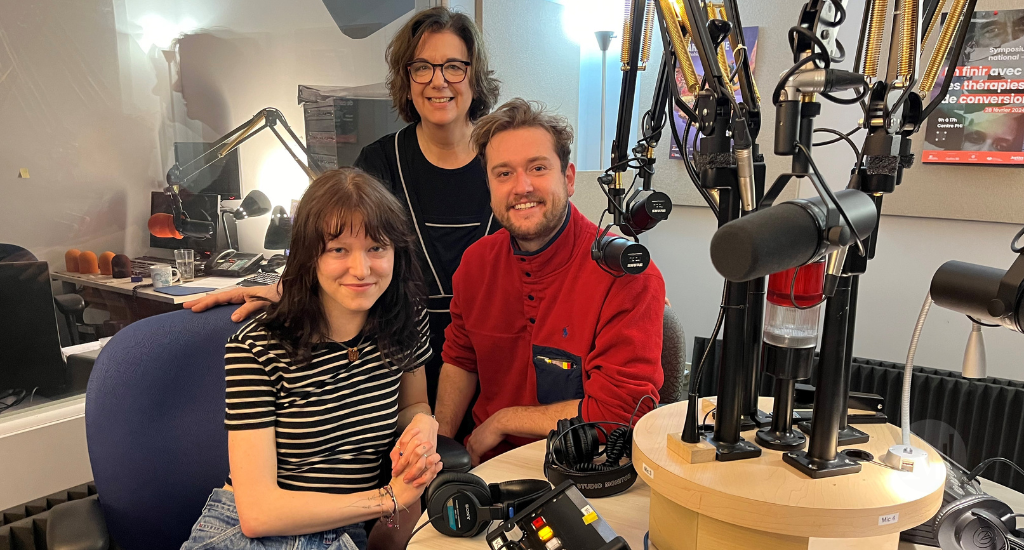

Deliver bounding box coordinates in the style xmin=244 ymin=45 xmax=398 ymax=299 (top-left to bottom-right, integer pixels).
xmin=878 ymin=513 xmax=899 ymax=526
xmin=581 ymin=505 xmax=598 ymax=525
xmin=642 ymin=463 xmax=654 ymax=479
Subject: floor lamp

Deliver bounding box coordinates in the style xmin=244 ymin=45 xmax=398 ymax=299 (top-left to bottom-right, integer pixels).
xmin=595 ymin=31 xmax=615 ymax=170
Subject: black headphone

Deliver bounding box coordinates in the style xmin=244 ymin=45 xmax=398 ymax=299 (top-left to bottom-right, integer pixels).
xmin=425 ymin=472 xmax=551 ymax=537
xmin=543 ymin=417 xmax=637 ymax=498
xmin=935 ymin=494 xmax=1022 ymax=550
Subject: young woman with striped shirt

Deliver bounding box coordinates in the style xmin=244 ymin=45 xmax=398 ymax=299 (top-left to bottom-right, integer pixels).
xmin=180 ymin=168 xmax=442 ymax=550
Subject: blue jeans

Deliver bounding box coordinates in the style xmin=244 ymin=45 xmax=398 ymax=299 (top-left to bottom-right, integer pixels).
xmin=180 ymin=489 xmax=367 ymax=550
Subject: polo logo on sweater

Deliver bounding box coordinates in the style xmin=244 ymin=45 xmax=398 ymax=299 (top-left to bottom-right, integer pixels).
xmin=562 ymin=327 xmax=569 ymax=338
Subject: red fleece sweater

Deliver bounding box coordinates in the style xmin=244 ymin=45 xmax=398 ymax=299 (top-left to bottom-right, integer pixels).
xmin=443 ymin=204 xmax=665 ymax=454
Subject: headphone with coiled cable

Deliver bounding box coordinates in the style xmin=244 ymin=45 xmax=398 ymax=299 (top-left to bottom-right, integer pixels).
xmin=543 ymin=396 xmax=656 ymax=498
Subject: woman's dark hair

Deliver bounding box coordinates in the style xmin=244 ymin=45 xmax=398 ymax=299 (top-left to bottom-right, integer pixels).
xmin=258 ymin=168 xmax=426 ymax=371
xmin=385 ymin=7 xmax=500 ymax=123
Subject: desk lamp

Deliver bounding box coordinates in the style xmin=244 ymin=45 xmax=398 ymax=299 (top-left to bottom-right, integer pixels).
xmin=263 ymin=206 xmax=292 ymax=251
xmin=222 ymin=190 xmax=272 ymax=250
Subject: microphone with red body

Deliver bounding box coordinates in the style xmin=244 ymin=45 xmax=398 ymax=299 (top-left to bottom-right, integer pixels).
xmin=147 ymin=212 xmax=215 ymax=240
xmin=148 ymin=213 xmax=182 ymax=239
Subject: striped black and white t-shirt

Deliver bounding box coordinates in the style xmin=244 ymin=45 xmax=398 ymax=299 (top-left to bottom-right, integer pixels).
xmin=224 ymin=311 xmax=432 ymax=494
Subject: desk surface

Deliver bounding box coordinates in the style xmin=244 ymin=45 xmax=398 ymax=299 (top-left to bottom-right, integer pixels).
xmin=52 ymin=271 xmax=227 ymax=305
xmin=408 ymin=439 xmax=652 ymax=549
xmin=407 ymin=411 xmax=1024 ymax=550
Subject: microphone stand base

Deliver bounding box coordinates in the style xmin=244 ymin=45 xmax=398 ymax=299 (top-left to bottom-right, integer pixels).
xmin=783 ymin=449 xmax=863 ymax=479
xmin=796 ymin=421 xmax=870 ymax=446
xmin=837 ymin=425 xmax=870 ymax=446
xmin=755 ymin=426 xmax=806 ymax=452
xmin=705 ymin=434 xmax=762 ymax=462
xmin=749 ymin=409 xmax=772 ymax=428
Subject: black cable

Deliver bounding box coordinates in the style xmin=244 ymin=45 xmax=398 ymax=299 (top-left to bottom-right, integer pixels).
xmin=967 ymin=315 xmax=1001 ymax=328
xmin=795 ymin=142 xmax=867 ymax=257
xmin=409 ymin=515 xmax=442 ymax=540
xmin=702 ymin=407 xmax=716 ymax=428
xmin=827 ymin=0 xmax=847 ymax=27
xmin=812 ymin=127 xmax=864 ymax=167
xmin=789 ymin=266 xmax=827 ymax=310
xmin=688 ymin=281 xmax=729 ymax=405
xmin=812 ymin=126 xmax=862 ymax=147
xmin=966 ymin=457 xmax=1024 ymax=484
xmin=1012 ymin=225 xmax=1024 ymax=254
xmin=821 ymin=84 xmax=870 ymax=105
xmin=669 ymin=95 xmax=719 ymax=217
xmin=629 ymin=394 xmax=658 ymax=428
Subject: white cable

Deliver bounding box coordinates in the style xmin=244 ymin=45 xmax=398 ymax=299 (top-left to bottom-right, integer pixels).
xmin=902 ymin=292 xmax=932 ymax=447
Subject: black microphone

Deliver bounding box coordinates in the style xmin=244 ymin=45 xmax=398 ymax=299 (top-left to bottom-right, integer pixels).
xmin=592 ymin=233 xmax=651 ymax=275
xmin=622 ymin=189 xmax=672 ymax=234
xmin=930 ymin=260 xmax=1024 ymax=334
xmin=710 ymin=189 xmax=877 ymax=282
xmin=177 ymin=216 xmax=216 ymax=239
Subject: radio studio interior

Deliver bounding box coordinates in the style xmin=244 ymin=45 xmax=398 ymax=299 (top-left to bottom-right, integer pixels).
xmin=4 ymin=0 xmax=1024 ymax=549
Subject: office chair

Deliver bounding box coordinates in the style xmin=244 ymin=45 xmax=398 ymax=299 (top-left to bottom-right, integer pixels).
xmin=661 ymin=306 xmax=687 ymax=404
xmin=47 ymin=306 xmax=470 ymax=550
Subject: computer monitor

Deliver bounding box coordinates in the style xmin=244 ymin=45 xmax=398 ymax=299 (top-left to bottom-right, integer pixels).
xmin=173 ymin=142 xmax=242 ymax=199
xmin=0 ymin=262 xmax=68 ymax=397
xmin=150 ymin=192 xmax=221 ymax=259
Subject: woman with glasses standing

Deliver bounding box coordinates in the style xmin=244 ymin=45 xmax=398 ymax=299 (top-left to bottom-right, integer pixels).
xmin=354 ymin=8 xmax=499 ymax=425
xmin=185 ymin=8 xmax=498 ymax=437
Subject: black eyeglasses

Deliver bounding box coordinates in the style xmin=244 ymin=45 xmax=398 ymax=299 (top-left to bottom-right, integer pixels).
xmin=406 ymin=60 xmax=472 ymax=84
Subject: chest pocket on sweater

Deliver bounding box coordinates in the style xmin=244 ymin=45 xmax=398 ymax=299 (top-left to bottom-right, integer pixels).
xmin=532 ymin=345 xmax=584 ymax=404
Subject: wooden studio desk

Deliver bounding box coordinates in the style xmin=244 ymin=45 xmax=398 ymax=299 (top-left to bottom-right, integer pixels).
xmin=407 ymin=402 xmax=1021 ymax=549
xmin=633 ymin=398 xmax=946 ymax=550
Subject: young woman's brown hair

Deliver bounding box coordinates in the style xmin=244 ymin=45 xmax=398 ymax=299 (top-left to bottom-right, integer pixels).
xmin=385 ymin=7 xmax=500 ymax=123
xmin=258 ymin=168 xmax=427 ymax=369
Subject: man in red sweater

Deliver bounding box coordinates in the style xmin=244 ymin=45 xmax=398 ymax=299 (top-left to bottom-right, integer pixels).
xmin=435 ymin=99 xmax=665 ymax=465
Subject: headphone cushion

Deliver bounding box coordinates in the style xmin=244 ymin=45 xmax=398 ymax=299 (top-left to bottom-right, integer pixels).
xmin=495 ymin=479 xmax=551 ymax=502
xmin=557 ymin=418 xmax=578 ymax=466
xmin=575 ymin=419 xmax=599 ymax=461
xmin=425 ymin=472 xmax=491 ymax=512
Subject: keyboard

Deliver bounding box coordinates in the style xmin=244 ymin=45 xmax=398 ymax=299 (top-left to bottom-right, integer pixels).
xmin=239 ymin=272 xmax=281 ymax=287
xmin=131 ymin=256 xmax=205 ymax=278
xmin=131 ymin=256 xmax=176 ymax=278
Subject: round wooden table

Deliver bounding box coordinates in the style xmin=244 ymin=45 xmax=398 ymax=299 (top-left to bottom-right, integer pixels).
xmin=632 ymin=399 xmax=946 ymax=550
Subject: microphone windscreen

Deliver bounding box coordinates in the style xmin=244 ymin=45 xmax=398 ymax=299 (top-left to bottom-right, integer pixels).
xmin=710 ymin=203 xmax=821 ymax=282
xmin=65 ymin=249 xmax=81 ymax=272
xmin=79 ymin=251 xmax=100 ymax=274
xmin=148 ymin=213 xmax=182 ymax=239
xmin=930 ymin=261 xmax=1005 ymax=322
xmin=98 ymin=251 xmax=116 ymax=275
xmin=111 ymin=254 xmax=132 ymax=278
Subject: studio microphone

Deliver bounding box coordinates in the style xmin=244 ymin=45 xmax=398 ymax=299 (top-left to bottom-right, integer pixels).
xmin=147 ymin=212 xmax=215 ymax=240
xmin=148 ymin=213 xmax=182 ymax=239
xmin=592 ymin=232 xmax=651 ymax=275
xmin=710 ymin=189 xmax=877 ymax=282
xmin=930 ymin=260 xmax=1024 ymax=334
xmin=622 ymin=189 xmax=672 ymax=234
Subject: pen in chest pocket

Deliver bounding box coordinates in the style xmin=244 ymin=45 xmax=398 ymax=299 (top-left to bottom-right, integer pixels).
xmin=537 ymin=355 xmax=574 ymax=370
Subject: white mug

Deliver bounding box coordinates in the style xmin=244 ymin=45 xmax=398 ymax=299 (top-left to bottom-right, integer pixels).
xmin=149 ymin=265 xmax=181 ymax=288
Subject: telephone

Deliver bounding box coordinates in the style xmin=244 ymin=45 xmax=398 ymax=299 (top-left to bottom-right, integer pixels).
xmin=205 ymin=250 xmax=264 ymax=277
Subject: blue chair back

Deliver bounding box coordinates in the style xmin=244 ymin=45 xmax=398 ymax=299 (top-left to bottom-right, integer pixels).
xmin=86 ymin=306 xmax=239 ymax=550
